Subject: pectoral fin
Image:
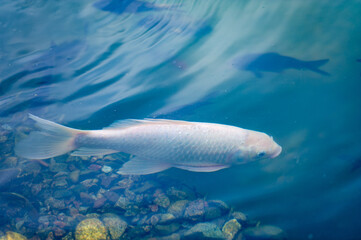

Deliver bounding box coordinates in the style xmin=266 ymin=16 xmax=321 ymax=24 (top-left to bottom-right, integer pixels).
xmin=117 ymin=157 xmax=171 ymax=175
xmin=175 ymin=164 xmax=229 ymax=172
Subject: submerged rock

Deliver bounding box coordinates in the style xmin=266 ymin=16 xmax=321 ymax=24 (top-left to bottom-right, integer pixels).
xmin=154 ymin=191 xmax=170 ymax=208
xmin=114 ymin=196 xmax=131 ymax=210
xmin=168 ymin=200 xmax=188 ymax=218
xmin=69 ymin=170 xmax=80 ymax=183
xmin=166 ymin=186 xmax=188 ymax=200
xmin=45 ymin=197 xmax=66 ymax=210
xmin=101 ymin=165 xmax=112 ymax=173
xmin=75 ymin=218 xmax=107 ymax=240
xmin=80 ymin=179 xmax=99 ymax=188
xmin=102 ymin=214 xmax=127 ymax=240
xmin=243 ymin=225 xmax=286 ymax=240
xmin=0 ymin=231 xmax=27 ymax=240
xmin=53 ymin=189 xmax=72 ymax=199
xmin=222 ymin=219 xmax=241 ymax=240
xmin=154 ymin=223 xmax=180 ymax=236
xmin=205 ymin=200 xmax=229 ymax=221
xmin=158 ymin=213 xmax=176 ymax=224
xmin=49 ymin=162 xmax=68 ymax=173
xmin=184 ymin=199 xmax=206 ymax=221
xmin=231 ymin=212 xmax=247 ymax=224
xmin=52 ymin=178 xmax=68 ymax=188
xmin=184 ymin=222 xmax=225 ymax=239
xmin=3 ymin=157 xmax=18 ymax=168
xmin=149 ymin=233 xmax=180 ymax=240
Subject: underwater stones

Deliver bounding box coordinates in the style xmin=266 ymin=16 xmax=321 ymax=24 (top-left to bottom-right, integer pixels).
xmin=148 ymin=213 xmax=176 ymax=226
xmin=102 ymin=214 xmax=127 ymax=239
xmin=205 ymin=200 xmax=230 ymax=221
xmin=53 ymin=227 xmax=66 ymax=238
xmin=1 ymin=124 xmax=12 ymax=131
xmin=80 ymin=179 xmax=98 ymax=189
xmin=0 ymin=135 xmax=7 ymax=143
xmin=52 ymin=178 xmax=68 ymax=188
xmin=45 ymin=197 xmax=66 ymax=210
xmin=69 ymin=170 xmax=80 ymax=183
xmin=114 ymin=196 xmax=130 ymax=209
xmin=31 ymin=183 xmax=42 ymax=195
xmin=166 ymin=186 xmax=188 ymax=200
xmin=209 ymin=200 xmax=229 ymax=213
xmin=61 ymin=232 xmax=73 ymax=240
xmin=222 ymin=219 xmax=241 ymax=240
xmin=184 ymin=199 xmax=206 ymax=221
xmin=79 ymin=192 xmax=96 ymax=206
xmin=168 ymin=200 xmax=188 ymax=218
xmin=53 ymin=189 xmax=72 ymax=199
xmin=150 ymin=233 xmax=180 ymax=240
xmin=0 ymin=231 xmax=27 ymax=240
xmin=184 ymin=222 xmax=224 ymax=240
xmin=153 ymin=190 xmax=170 ymax=208
xmin=158 ymin=213 xmax=176 ymax=224
xmin=3 ymin=157 xmax=18 ymax=167
xmin=124 ymin=189 xmax=136 ymax=201
xmin=232 ymin=213 xmax=246 ymax=222
xmin=88 ymin=164 xmax=102 ymax=171
xmin=93 ymin=197 xmax=106 ymax=209
xmin=243 ymin=225 xmax=286 ymax=240
xmin=231 ymin=212 xmax=247 ymax=224
xmin=75 ymin=218 xmax=107 ymax=240
xmin=116 ymin=177 xmax=134 ymax=189
xmin=133 ymin=181 xmax=157 ymax=193
xmin=99 ymin=175 xmax=116 ymax=188
xmin=103 ymin=191 xmax=119 ymax=203
xmin=49 ymin=162 xmax=68 ymax=173
xmin=154 ymin=223 xmax=180 ymax=236
xmin=101 ymin=165 xmax=112 ymax=173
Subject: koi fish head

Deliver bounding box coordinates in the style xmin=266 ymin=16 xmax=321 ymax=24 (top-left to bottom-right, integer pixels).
xmin=232 ymin=130 xmax=282 ymax=164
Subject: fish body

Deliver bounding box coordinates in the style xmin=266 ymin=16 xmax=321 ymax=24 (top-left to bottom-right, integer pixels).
xmin=15 ymin=115 xmax=282 ymax=175
xmin=232 ymin=52 xmax=330 ymax=78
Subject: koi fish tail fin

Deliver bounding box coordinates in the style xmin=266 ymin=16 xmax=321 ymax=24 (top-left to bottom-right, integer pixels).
xmin=15 ymin=114 xmax=80 ymax=159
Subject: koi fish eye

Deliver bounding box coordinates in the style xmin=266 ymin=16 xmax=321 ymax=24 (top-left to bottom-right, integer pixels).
xmin=257 ymin=152 xmax=266 ymax=158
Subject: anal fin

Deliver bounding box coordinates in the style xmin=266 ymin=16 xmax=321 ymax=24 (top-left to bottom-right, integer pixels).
xmin=175 ymin=164 xmax=229 ymax=172
xmin=71 ymin=148 xmax=119 ymax=156
xmin=117 ymin=157 xmax=170 ymax=175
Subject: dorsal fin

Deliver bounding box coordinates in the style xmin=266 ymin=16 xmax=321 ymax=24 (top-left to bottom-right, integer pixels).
xmin=104 ymin=118 xmax=193 ymax=129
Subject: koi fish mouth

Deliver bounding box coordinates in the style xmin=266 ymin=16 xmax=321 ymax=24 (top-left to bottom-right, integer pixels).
xmin=270 ymin=146 xmax=282 ymax=158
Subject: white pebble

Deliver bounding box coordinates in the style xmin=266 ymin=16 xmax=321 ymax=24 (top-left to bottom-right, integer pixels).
xmin=101 ymin=165 xmax=112 ymax=173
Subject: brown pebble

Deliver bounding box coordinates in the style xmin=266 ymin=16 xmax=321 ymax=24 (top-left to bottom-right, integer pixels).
xmin=93 ymin=197 xmax=107 ymax=208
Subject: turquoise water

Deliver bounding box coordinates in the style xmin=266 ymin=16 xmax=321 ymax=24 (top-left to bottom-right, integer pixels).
xmin=1 ymin=0 xmax=361 ymax=239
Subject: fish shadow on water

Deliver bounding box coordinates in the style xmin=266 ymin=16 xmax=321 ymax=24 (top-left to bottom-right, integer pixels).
xmin=1 ymin=40 xmax=85 ymax=94
xmin=17 ymin=40 xmax=85 ymax=72
xmin=232 ymin=52 xmax=330 ymax=78
xmin=93 ymin=0 xmax=176 ymax=14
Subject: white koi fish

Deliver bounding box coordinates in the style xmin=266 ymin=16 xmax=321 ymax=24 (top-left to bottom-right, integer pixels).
xmin=15 ymin=114 xmax=282 ymax=175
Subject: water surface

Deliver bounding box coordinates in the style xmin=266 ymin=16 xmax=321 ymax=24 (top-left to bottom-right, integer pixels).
xmin=1 ymin=0 xmax=361 ymax=239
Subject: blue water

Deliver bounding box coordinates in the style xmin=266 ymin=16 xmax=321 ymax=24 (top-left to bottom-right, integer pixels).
xmin=1 ymin=0 xmax=361 ymax=239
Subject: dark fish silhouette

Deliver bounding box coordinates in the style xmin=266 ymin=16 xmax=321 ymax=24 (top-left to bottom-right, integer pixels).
xmin=93 ymin=0 xmax=171 ymax=14
xmin=232 ymin=52 xmax=330 ymax=78
xmin=19 ymin=40 xmax=85 ymax=71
